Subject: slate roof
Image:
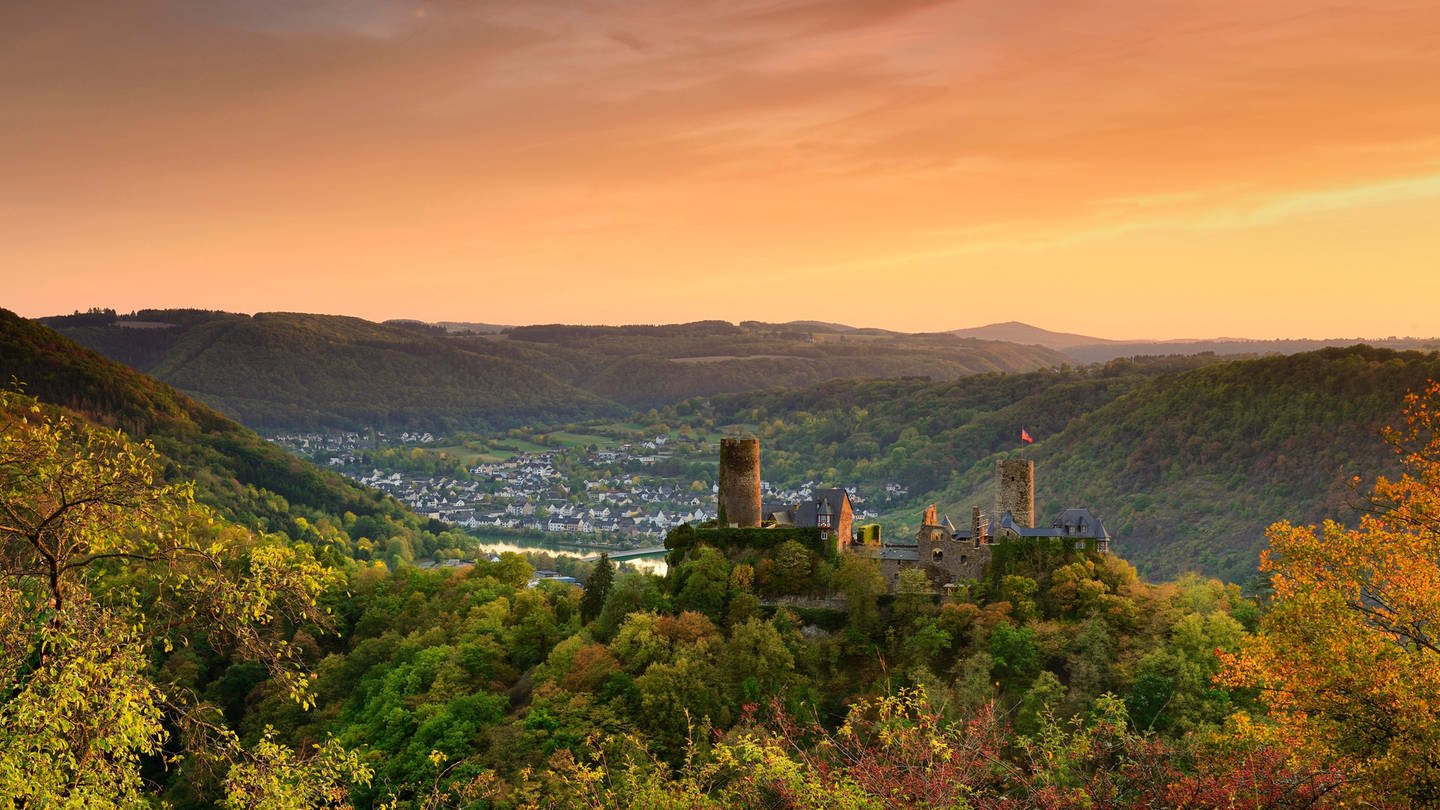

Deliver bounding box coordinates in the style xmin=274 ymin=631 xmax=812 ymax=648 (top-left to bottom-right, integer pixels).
xmin=985 ymin=508 xmax=1109 ymax=540
xmin=880 ymin=548 xmax=921 ymax=561
xmin=764 ymin=489 xmax=852 ymax=528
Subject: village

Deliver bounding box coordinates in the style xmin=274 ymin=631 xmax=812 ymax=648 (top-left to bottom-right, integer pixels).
xmin=267 ymin=430 xmax=880 ymax=546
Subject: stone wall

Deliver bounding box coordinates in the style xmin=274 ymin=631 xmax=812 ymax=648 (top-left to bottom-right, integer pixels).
xmin=917 ymin=524 xmax=991 ymax=584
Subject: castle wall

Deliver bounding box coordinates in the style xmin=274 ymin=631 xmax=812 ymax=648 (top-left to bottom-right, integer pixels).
xmin=880 ymin=556 xmax=910 ymax=590
xmin=997 ymin=459 xmax=1035 ymax=529
xmin=718 ymin=437 xmax=762 ymax=528
xmin=917 ymin=524 xmax=991 ymax=585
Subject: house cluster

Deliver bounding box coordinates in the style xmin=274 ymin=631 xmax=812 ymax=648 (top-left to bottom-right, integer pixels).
xmin=273 ymin=431 xmax=880 ymax=544
xmin=350 ymin=445 xmax=720 ymax=541
xmin=269 ymin=431 xmax=370 ymax=466
xmin=269 ymin=429 xmax=434 ymax=467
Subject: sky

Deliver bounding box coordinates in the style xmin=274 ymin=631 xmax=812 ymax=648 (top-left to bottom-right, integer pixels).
xmin=4 ymin=0 xmax=1439 ymax=340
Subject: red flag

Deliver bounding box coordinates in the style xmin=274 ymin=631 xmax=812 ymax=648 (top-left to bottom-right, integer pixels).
xmin=1021 ymin=428 xmax=1034 ymax=444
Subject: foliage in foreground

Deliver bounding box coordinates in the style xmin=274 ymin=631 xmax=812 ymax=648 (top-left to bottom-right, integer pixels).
xmin=9 ymin=328 xmax=1440 ymax=806
xmin=0 ymin=390 xmax=367 ymax=807
xmin=520 ymin=690 xmax=1347 ymax=810
xmin=1223 ymin=380 xmax=1440 ymax=804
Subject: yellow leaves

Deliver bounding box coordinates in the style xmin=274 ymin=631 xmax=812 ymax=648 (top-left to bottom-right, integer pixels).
xmin=1220 ymin=381 xmax=1440 ymax=803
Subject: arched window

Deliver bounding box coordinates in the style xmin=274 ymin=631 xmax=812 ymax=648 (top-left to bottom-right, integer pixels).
xmin=932 ymin=548 xmax=944 ymax=562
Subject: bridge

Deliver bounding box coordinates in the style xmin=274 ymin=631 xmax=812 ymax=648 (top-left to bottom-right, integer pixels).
xmin=583 ymin=546 xmax=667 ymax=562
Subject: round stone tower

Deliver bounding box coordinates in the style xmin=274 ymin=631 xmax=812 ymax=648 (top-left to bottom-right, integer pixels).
xmin=718 ymin=437 xmax=762 ymax=528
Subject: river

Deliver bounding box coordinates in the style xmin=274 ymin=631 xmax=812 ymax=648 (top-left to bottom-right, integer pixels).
xmin=472 ymin=538 xmax=668 ymax=575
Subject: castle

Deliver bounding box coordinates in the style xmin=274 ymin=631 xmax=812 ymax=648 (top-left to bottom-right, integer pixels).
xmin=716 ymin=438 xmax=1110 ymax=591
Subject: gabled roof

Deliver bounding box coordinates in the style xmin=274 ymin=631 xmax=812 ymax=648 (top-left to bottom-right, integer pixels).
xmin=988 ymin=508 xmax=1109 ymax=540
xmin=764 ymin=489 xmax=853 ymax=528
xmin=1049 ymin=508 xmax=1109 ymax=540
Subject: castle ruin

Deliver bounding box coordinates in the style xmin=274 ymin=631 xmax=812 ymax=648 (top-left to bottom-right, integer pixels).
xmin=879 ymin=458 xmax=1111 ymax=590
xmin=710 ymin=440 xmax=1110 ymax=592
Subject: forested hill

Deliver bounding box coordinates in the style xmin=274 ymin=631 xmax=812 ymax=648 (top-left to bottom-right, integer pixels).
xmin=42 ymin=309 xmax=619 ymax=431
xmin=968 ymin=346 xmax=1440 ymax=581
xmin=43 ymin=310 xmax=1068 ymax=429
xmin=693 ymin=346 xmax=1440 ymax=582
xmin=0 ymin=308 xmax=458 ymax=564
xmin=496 ymin=321 xmax=1068 ymax=408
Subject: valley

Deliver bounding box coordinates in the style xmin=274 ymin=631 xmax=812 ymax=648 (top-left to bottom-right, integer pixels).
xmin=6 ymin=305 xmax=1440 ymax=806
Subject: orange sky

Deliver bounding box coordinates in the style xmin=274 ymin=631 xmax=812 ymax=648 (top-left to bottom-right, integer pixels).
xmin=5 ymin=0 xmax=1439 ymax=339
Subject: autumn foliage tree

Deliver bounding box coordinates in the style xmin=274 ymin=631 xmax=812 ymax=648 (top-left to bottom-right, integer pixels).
xmin=0 ymin=389 xmax=366 ymax=806
xmin=1222 ymin=380 xmax=1440 ymax=804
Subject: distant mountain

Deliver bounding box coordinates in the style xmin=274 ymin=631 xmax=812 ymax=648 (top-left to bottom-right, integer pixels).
xmin=0 ymin=309 xmax=444 ymax=561
xmin=1062 ymin=337 xmax=1440 ymax=364
xmin=45 ymin=311 xmax=1069 ymax=430
xmin=948 ymin=321 xmax=1440 ymax=363
xmin=949 ymin=321 xmax=1119 ymax=350
xmin=777 ymin=320 xmax=860 ymax=333
xmin=697 ymin=346 xmax=1440 ymax=582
xmin=434 ymin=321 xmax=512 ymax=334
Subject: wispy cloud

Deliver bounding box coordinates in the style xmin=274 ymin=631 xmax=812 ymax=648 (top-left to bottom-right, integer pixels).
xmin=196 ymin=0 xmax=429 ymax=38
xmin=4 ymin=0 xmax=1439 ymax=336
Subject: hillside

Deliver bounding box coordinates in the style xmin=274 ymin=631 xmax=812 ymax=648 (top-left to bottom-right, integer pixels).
xmin=45 ymin=309 xmax=619 ymax=431
xmin=985 ymin=346 xmax=1440 ymax=581
xmin=495 ymin=321 xmax=1068 ymax=408
xmin=689 ymin=346 xmax=1440 ymax=582
xmin=45 ymin=310 xmax=1069 ymax=428
xmin=0 ymin=308 xmax=457 ymax=564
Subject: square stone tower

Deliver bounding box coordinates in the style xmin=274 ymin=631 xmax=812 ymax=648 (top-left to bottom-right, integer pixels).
xmin=997 ymin=459 xmax=1035 ymax=529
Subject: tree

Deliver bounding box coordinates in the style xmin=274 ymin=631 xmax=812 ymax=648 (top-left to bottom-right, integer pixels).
xmin=988 ymin=622 xmax=1039 ymax=692
xmin=0 ymin=390 xmax=364 ymax=806
xmin=593 ymin=572 xmax=664 ymax=643
xmin=769 ymin=540 xmax=813 ymax=596
xmin=722 ymin=618 xmax=794 ymax=702
xmin=674 ymin=546 xmax=730 ymax=621
xmin=0 ymin=390 xmax=186 ymax=616
xmin=579 ymin=553 xmax=614 ymax=623
xmin=832 ymin=556 xmax=885 ymax=640
xmin=1221 ymin=381 xmax=1440 ymax=803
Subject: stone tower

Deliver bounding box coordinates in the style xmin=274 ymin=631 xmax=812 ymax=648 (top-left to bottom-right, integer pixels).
xmin=718 ymin=438 xmax=762 ymax=527
xmin=996 ymin=459 xmax=1034 ymax=529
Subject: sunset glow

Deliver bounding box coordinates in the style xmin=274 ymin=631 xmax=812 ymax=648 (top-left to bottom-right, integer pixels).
xmin=5 ymin=0 xmax=1440 ymax=338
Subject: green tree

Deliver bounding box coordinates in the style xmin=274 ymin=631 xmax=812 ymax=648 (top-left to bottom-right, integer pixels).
xmin=892 ymin=569 xmax=933 ymax=626
xmin=722 ymin=618 xmax=794 ymax=702
xmin=593 ymin=572 xmax=664 ymax=643
xmin=988 ymin=623 xmax=1039 ymax=692
xmin=833 ymin=556 xmax=885 ymax=639
xmin=770 ymin=540 xmax=814 ymax=596
xmin=0 ymin=390 xmax=364 ymax=806
xmin=579 ymin=553 xmax=615 ymax=623
xmin=674 ymin=546 xmax=730 ymax=621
